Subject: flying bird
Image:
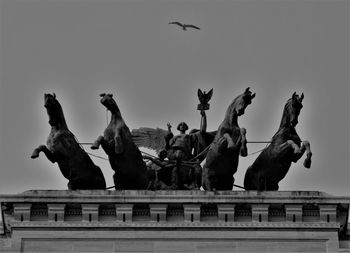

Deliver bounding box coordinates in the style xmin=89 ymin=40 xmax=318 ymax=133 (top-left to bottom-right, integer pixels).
xmin=169 ymin=21 xmax=200 ymax=31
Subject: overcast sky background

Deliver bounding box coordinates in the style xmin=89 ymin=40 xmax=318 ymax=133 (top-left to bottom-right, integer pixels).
xmin=0 ymin=0 xmax=348 ymax=197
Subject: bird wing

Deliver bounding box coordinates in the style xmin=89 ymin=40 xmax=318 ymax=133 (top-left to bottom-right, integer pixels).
xmin=185 ymin=24 xmax=200 ymax=30
xmin=131 ymin=127 xmax=170 ymax=154
xmin=206 ymin=88 xmax=213 ymax=102
xmin=197 ymin=89 xmax=204 ymax=102
xmin=169 ymin=21 xmax=183 ymax=27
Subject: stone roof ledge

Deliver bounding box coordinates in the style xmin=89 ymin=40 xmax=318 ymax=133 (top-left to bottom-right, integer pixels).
xmin=0 ymin=190 xmax=349 ymax=252
xmin=0 ymin=190 xmax=348 ymax=204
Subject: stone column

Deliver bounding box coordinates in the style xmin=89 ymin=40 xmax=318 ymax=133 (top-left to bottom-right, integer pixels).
xmin=82 ymin=204 xmax=99 ymax=222
xmin=115 ymin=204 xmax=133 ymax=222
xmin=285 ymin=204 xmax=302 ymax=222
xmin=217 ymin=204 xmax=235 ymax=222
xmin=319 ymin=204 xmax=337 ymax=223
xmin=47 ymin=204 xmax=65 ymax=222
xmin=251 ymin=204 xmax=269 ymax=222
xmin=183 ymin=204 xmax=201 ymax=222
xmin=13 ymin=203 xmax=31 ymax=221
xmin=149 ymin=204 xmax=167 ymax=222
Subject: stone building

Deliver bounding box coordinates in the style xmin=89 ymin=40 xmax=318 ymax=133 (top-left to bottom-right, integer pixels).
xmin=0 ymin=190 xmax=349 ymax=252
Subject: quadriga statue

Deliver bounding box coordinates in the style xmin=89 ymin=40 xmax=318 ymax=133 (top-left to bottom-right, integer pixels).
xmin=201 ymin=88 xmax=255 ymax=191
xmin=91 ymin=93 xmax=149 ymax=190
xmin=244 ymin=92 xmax=312 ymax=191
xmin=31 ymin=93 xmax=106 ymax=190
xmin=131 ymin=89 xmax=216 ymax=190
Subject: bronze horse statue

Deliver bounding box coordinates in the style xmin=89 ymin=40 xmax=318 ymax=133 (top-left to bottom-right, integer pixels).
xmin=31 ymin=93 xmax=106 ymax=190
xmin=244 ymin=92 xmax=312 ymax=191
xmin=202 ymin=88 xmax=255 ymax=191
xmin=91 ymin=93 xmax=149 ymax=190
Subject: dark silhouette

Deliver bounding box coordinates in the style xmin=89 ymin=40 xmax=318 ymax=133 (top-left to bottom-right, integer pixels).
xmin=190 ymin=88 xmax=215 ymax=162
xmin=244 ymin=92 xmax=312 ymax=191
xmin=132 ymin=121 xmax=204 ymax=190
xmin=31 ymin=93 xmax=106 ymax=190
xmin=164 ymin=122 xmax=202 ymax=189
xmin=131 ymin=87 xmax=216 ymax=190
xmin=202 ymin=88 xmax=255 ymax=191
xmin=165 ymin=122 xmax=192 ymax=161
xmin=144 ymin=150 xmax=175 ymax=190
xmin=91 ymin=93 xmax=148 ymax=190
xmin=169 ymin=21 xmax=200 ymax=30
xmin=197 ymin=88 xmax=213 ymax=109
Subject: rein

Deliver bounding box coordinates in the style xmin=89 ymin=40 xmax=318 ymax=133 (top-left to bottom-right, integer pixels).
xmin=79 ymin=140 xmax=272 ymax=190
xmin=79 ymin=140 xmax=272 ymax=159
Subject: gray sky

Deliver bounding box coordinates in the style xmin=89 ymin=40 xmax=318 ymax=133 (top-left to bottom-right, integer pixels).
xmin=0 ymin=0 xmax=349 ymax=196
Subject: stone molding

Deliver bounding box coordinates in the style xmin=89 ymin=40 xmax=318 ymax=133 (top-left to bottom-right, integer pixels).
xmin=149 ymin=204 xmax=167 ymax=222
xmin=1 ymin=191 xmax=349 ymax=253
xmin=319 ymin=204 xmax=337 ymax=223
xmin=285 ymin=204 xmax=303 ymax=222
xmin=252 ymin=204 xmax=269 ymax=222
xmin=183 ymin=204 xmax=201 ymax=222
xmin=217 ymin=204 xmax=235 ymax=222
xmin=47 ymin=204 xmax=65 ymax=222
xmin=2 ymin=190 xmax=348 ymax=204
xmin=81 ymin=204 xmax=99 ymax=222
xmin=13 ymin=203 xmax=31 ymax=222
xmin=1 ymin=191 xmax=349 ymax=234
xmin=115 ymin=204 xmax=133 ymax=222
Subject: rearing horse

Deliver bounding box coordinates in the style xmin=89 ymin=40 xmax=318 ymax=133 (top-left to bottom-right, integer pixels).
xmin=244 ymin=92 xmax=312 ymax=191
xmin=91 ymin=93 xmax=149 ymax=190
xmin=31 ymin=93 xmax=106 ymax=190
xmin=202 ymin=88 xmax=255 ymax=190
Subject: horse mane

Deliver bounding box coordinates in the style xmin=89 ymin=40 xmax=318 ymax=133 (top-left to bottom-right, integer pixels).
xmin=104 ymin=95 xmax=123 ymax=121
xmin=279 ymin=98 xmax=293 ymax=129
xmin=47 ymin=97 xmax=69 ymax=129
xmin=271 ymin=98 xmax=293 ymax=142
xmin=222 ymin=94 xmax=242 ymax=127
xmin=57 ymin=102 xmax=68 ymax=129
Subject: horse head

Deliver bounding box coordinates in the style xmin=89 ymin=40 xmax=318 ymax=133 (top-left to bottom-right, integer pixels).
xmin=44 ymin=93 xmax=57 ymax=109
xmin=99 ymin=93 xmax=117 ymax=111
xmin=44 ymin=93 xmax=67 ymax=128
xmin=233 ymin=87 xmax=256 ymax=116
xmin=285 ymin=92 xmax=304 ymax=128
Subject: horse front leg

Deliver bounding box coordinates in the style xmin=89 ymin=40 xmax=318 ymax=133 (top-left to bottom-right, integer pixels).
xmin=239 ymin=128 xmax=248 ymax=157
xmin=114 ymin=128 xmax=124 ymax=154
xmin=31 ymin=145 xmax=56 ymax=163
xmin=91 ymin=136 xmax=112 ymax=156
xmin=302 ymin=141 xmax=312 ymax=168
xmin=280 ymin=140 xmax=312 ymax=168
xmin=219 ymin=133 xmax=241 ymax=153
xmin=91 ymin=136 xmax=104 ymax=150
xmin=201 ymin=166 xmax=212 ymax=191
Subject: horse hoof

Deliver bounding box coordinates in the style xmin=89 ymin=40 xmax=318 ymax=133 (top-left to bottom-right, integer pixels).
xmin=304 ymin=158 xmax=311 ymax=169
xmin=30 ymin=151 xmax=39 ymax=159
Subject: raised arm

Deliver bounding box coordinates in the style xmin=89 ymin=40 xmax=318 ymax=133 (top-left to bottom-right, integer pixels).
xmin=164 ymin=123 xmax=174 ymax=150
xmin=200 ymin=110 xmax=207 ymax=134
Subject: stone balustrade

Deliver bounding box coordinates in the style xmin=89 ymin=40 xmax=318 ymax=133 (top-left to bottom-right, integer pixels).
xmin=1 ymin=190 xmax=349 ymax=253
xmin=1 ymin=190 xmax=348 ymax=228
